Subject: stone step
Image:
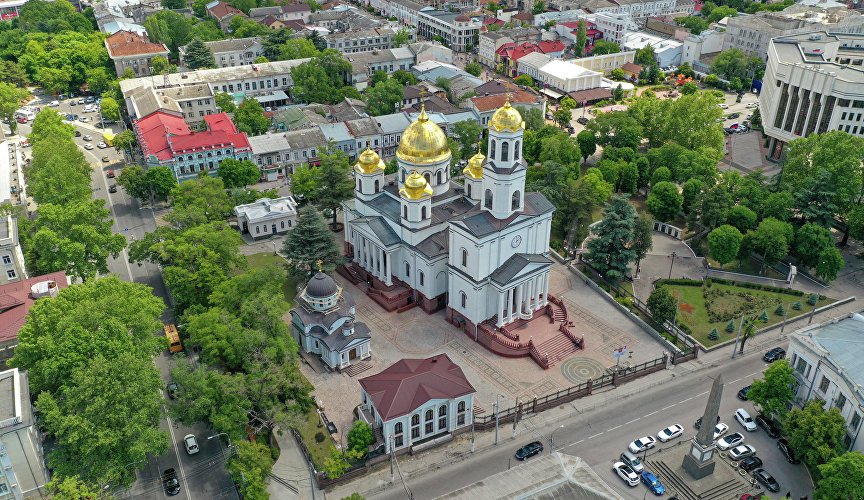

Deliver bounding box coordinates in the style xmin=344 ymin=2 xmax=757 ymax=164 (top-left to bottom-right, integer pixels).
xmin=536 ymin=334 xmax=581 ymax=367
xmin=342 ymin=361 xmax=372 ymax=377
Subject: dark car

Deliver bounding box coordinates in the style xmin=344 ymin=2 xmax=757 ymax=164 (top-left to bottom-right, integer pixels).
xmin=777 ymin=438 xmax=799 ymax=464
xmin=515 ymin=441 xmax=543 ymax=460
xmin=163 ymin=468 xmax=180 ymax=496
xmin=755 ymin=415 xmax=780 ymax=438
xmin=728 ymin=112 xmax=741 ymax=119
xmin=576 ymin=117 xmax=589 ymax=125
xmin=763 ymin=347 xmax=785 ymax=362
xmin=109 ymin=184 xmax=117 ymax=193
xmin=754 ymin=469 xmax=780 ymax=492
xmin=166 ymin=382 xmax=178 ymax=399
xmin=75 ymin=130 xmax=81 ymax=137
xmin=737 ymin=385 xmax=751 ymax=400
xmin=739 ymin=456 xmax=763 ymax=472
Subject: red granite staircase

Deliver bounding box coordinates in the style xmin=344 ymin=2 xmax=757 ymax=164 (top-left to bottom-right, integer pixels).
xmin=535 ymin=333 xmax=582 ymax=367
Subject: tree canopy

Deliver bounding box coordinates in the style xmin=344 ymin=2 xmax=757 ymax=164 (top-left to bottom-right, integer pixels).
xmin=281 ymin=206 xmax=342 ymax=276
xmin=584 ymin=195 xmax=637 ymax=280
xmin=747 ymin=360 xmax=795 ymax=421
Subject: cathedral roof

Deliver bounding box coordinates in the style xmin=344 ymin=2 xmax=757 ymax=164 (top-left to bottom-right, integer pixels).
xmin=416 ymin=230 xmax=449 ymax=259
xmin=307 ymin=322 xmax=371 ymax=352
xmin=352 ymin=216 xmax=401 ymax=246
xmin=489 ymin=253 xmax=553 ymax=286
xmin=354 ymin=146 xmax=386 ymax=174
xmin=453 ymin=192 xmax=555 ymax=237
xmin=396 ymin=106 xmax=451 ymax=164
xmin=463 ymin=146 xmax=485 ymax=179
xmin=305 ymin=272 xmax=339 ymax=299
xmin=400 ymin=170 xmax=433 ymax=200
xmin=488 ymin=97 xmax=525 ymax=132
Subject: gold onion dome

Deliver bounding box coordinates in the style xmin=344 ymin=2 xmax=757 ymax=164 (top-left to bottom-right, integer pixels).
xmin=463 ymin=148 xmax=484 ymax=179
xmin=396 ymin=106 xmax=451 ymax=164
xmin=354 ymin=146 xmax=385 ymax=174
xmin=400 ymin=170 xmax=433 ymax=200
xmin=488 ymin=97 xmax=525 ymax=132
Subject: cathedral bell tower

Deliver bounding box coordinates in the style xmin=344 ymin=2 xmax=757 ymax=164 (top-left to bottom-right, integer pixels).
xmin=353 ymin=142 xmax=385 ymax=202
xmin=399 ymin=170 xmax=433 ymax=230
xmin=482 ymin=94 xmax=527 ymax=220
xmin=463 ymin=141 xmax=484 ymax=202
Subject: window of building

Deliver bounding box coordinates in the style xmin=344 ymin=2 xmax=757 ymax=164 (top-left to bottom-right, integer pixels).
xmin=842 ymin=112 xmax=847 ymax=120
xmin=501 ymin=141 xmax=509 ymax=161
xmin=836 ymin=392 xmax=847 ymax=411
xmin=394 ymin=422 xmax=403 ymax=447
xmin=460 ymin=291 xmax=466 ymax=308
xmin=457 ymin=401 xmax=466 ymax=426
xmin=490 ymin=139 xmax=496 ymax=158
xmin=425 ymin=409 xmax=434 ymax=434
xmin=421 ymin=206 xmax=427 ymax=219
xmin=411 ymin=414 xmax=420 ymax=438
xmin=511 ymin=190 xmax=520 ymax=210
xmin=484 ymin=189 xmax=493 ymax=209
xmin=852 ymin=412 xmax=861 ymax=430
xmin=467 ymin=184 xmax=471 ymax=197
xmin=461 ymin=248 xmax=468 ymax=267
xmin=1 ymin=255 xmax=11 ymax=265
xmin=280 ymin=221 xmax=285 ymax=229
xmin=438 ymin=405 xmax=447 ymax=430
xmin=405 ymin=263 xmax=410 ymax=277
xmin=6 ymin=269 xmax=15 ymax=279
xmin=436 ymin=170 xmax=442 ymax=184
xmin=819 ymin=376 xmax=830 ymax=393
xmin=514 ymin=140 xmax=520 ymax=159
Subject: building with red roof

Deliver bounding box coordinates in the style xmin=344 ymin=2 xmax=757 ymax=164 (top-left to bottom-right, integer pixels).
xmin=359 ymin=354 xmax=475 ymax=453
xmin=134 ymin=111 xmax=252 ymax=182
xmin=495 ymin=40 xmax=566 ymax=77
xmin=207 ymin=0 xmax=248 ymax=32
xmin=0 ymin=271 xmax=69 ymax=351
xmin=104 ymin=30 xmax=169 ymax=77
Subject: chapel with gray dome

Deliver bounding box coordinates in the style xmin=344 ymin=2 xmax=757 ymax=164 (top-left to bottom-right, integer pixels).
xmin=290 ymin=269 xmax=371 ymax=370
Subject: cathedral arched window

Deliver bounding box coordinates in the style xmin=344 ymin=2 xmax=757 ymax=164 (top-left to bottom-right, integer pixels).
xmin=490 ymin=139 xmax=496 ymax=159
xmin=403 ymin=205 xmax=408 ymax=218
xmin=460 ymin=291 xmax=467 ymax=308
xmin=461 ymin=248 xmax=467 ymax=267
xmin=424 ymin=409 xmax=433 ymax=433
xmin=484 ymin=189 xmax=493 ymax=209
xmin=421 ymin=206 xmax=427 ymax=220
xmin=514 ymin=140 xmax=520 ymax=159
xmin=436 ymin=170 xmax=442 ymax=185
xmin=405 ymin=262 xmax=410 ymax=277
xmin=356 ymin=179 xmax=361 ymax=191
xmin=401 ymin=169 xmax=406 ymax=182
xmin=374 ymin=180 xmax=380 ymax=192
xmin=467 ymin=184 xmax=471 ymax=198
xmin=424 ymin=172 xmax=431 ymax=184
xmin=501 ymin=141 xmax=509 ymax=162
xmin=438 ymin=404 xmax=447 ymax=429
xmin=512 ymin=190 xmax=521 ymax=210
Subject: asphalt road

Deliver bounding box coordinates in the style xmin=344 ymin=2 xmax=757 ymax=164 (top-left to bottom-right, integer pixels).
xmin=372 ymin=348 xmax=813 ymax=500
xmin=17 ymin=94 xmax=238 ymax=500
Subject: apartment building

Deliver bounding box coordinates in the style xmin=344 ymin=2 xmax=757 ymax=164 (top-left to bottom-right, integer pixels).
xmin=249 ymin=3 xmax=311 ymax=24
xmin=344 ymin=47 xmax=416 ymax=87
xmin=180 ymin=37 xmax=264 ymax=69
xmin=417 ymin=10 xmax=481 ymax=53
xmin=0 ymin=216 xmax=26 ymax=285
xmin=248 ymin=127 xmax=328 ymax=176
xmin=0 ymin=369 xmax=50 ymax=498
xmin=759 ymin=32 xmax=864 ymax=160
xmin=368 ymin=0 xmax=425 ymax=28
xmin=206 ymin=0 xmax=247 ymax=32
xmin=104 ymin=30 xmax=169 ymax=77
xmin=325 ymin=27 xmax=401 ymax=53
xmin=126 ymin=85 xmax=218 ymax=131
xmin=478 ymin=27 xmax=541 ymax=67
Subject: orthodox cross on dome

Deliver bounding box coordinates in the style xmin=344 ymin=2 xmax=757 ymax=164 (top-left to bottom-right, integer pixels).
xmin=316 ymin=259 xmax=323 ymax=272
xmin=477 ymin=139 xmax=482 ymax=154
xmin=505 ymin=81 xmax=512 ymax=105
xmin=420 ymin=87 xmax=427 ymax=111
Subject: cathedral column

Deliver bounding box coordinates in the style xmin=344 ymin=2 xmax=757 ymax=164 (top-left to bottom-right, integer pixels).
xmin=370 ymin=244 xmax=377 ymax=277
xmin=515 ymin=284 xmax=523 ymax=318
xmin=385 ymin=252 xmax=392 ymax=286
xmin=496 ymin=292 xmax=505 ymax=327
xmin=376 ymin=247 xmax=383 ymax=280
xmin=543 ymin=272 xmax=549 ymax=306
xmin=529 ymin=278 xmax=536 ymax=312
xmin=534 ymin=275 xmax=542 ymax=310
xmin=361 ymin=237 xmax=367 ymax=269
xmin=504 ymin=288 xmax=512 ymax=323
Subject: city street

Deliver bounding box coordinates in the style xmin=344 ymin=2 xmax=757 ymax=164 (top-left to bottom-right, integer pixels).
xmin=13 ymin=95 xmax=238 ymax=500
xmin=370 ymin=346 xmax=812 ymax=500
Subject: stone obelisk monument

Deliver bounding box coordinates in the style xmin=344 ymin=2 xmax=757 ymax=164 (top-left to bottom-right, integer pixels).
xmin=682 ymin=374 xmax=724 ymax=479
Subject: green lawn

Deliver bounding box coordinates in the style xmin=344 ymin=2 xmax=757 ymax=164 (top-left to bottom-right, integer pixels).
xmin=295 ymin=407 xmax=337 ymax=468
xmin=665 ymin=282 xmax=834 ymax=347
xmin=246 ymin=252 xmax=300 ymax=307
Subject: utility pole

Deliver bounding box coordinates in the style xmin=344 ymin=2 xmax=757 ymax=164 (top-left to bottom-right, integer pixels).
xmin=494 ymin=400 xmax=500 ymax=445
xmin=779 ymin=301 xmax=791 ymax=339
xmin=512 ymin=399 xmax=521 ymax=438
xmin=731 ymin=315 xmax=744 ymax=359
xmin=668 ymin=251 xmax=677 ymax=280
xmin=389 ymin=435 xmax=395 ymax=483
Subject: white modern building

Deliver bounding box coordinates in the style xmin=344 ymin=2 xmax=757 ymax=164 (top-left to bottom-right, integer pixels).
xmin=233 ymin=196 xmax=298 ymax=239
xmin=681 ymin=29 xmax=724 ymax=67
xmin=759 ymin=32 xmax=864 ymax=160
xmin=478 ymin=27 xmax=541 ymax=67
xmin=0 ymin=368 xmax=50 ymax=499
xmin=325 ymin=27 xmax=403 ymax=53
xmin=0 ymin=216 xmax=26 ymax=285
xmin=623 ymin=30 xmax=682 ymax=67
xmin=786 ymin=314 xmax=864 ymax=453
xmin=416 ymin=10 xmax=481 ymax=53
xmin=517 ymin=56 xmax=604 ymax=93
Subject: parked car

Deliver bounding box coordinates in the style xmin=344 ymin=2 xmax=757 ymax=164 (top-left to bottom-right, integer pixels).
xmin=640 ymin=471 xmax=665 ymax=496
xmin=107 ymin=170 xmax=115 ymax=178
xmin=70 ymin=100 xmax=77 ymax=106
xmin=97 ymin=142 xmax=109 ymax=148
xmin=717 ymin=432 xmax=744 ymax=450
xmin=739 ymin=456 xmax=763 ymax=472
xmin=612 ymin=461 xmax=640 ymax=486
xmin=755 ymin=415 xmax=780 ymax=438
xmin=183 ymin=434 xmax=199 ymax=454
xmin=86 ymin=96 xmax=95 ymax=103
xmin=545 ymin=113 xmax=553 ymax=120
xmin=735 ymin=409 xmax=757 ymax=432
xmin=163 ymin=468 xmax=180 ymax=496
xmin=515 ymin=441 xmax=543 ymax=460
xmin=728 ymin=444 xmax=756 ymax=460
xmin=728 ymin=113 xmax=740 ymax=119
xmin=737 ymin=385 xmax=751 ymax=400
xmin=75 ymin=130 xmax=81 ymax=137
xmin=576 ymin=117 xmax=589 ymax=125
xmin=754 ymin=469 xmax=780 ymax=492
xmin=628 ymin=436 xmax=657 ymax=454
xmin=777 ymin=438 xmax=799 ymax=463
xmin=719 ymin=104 xmax=729 ymax=109
xmin=713 ymin=423 xmax=729 ymax=440
xmin=48 ymin=100 xmax=59 ymax=107
xmin=77 ymin=98 xmax=85 ymax=104
xmin=84 ymin=143 xmax=94 ymax=150
xmin=78 ymin=116 xmax=88 ymax=122
xmin=745 ymin=102 xmax=759 ymax=108
xmin=763 ymin=347 xmax=785 ymax=362
xmin=166 ymin=383 xmax=178 ymax=399
xmin=109 ymin=184 xmax=117 ymax=193
xmin=695 ymin=415 xmax=719 ymax=430
xmin=657 ymin=424 xmax=683 ymax=442
xmin=620 ymin=451 xmax=644 ymax=473
xmin=102 ymin=156 xmax=111 ymax=163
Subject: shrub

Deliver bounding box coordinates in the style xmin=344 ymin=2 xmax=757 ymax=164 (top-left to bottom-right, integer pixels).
xmin=775 ymin=304 xmax=785 ymax=316
xmin=792 ymin=300 xmax=802 ymax=310
xmin=758 ymin=310 xmax=769 ymax=322
xmin=615 ymin=295 xmax=634 ymax=311
xmin=677 ymin=322 xmax=693 ymax=335
xmin=807 ymin=294 xmax=819 ymax=306
xmin=708 ymin=328 xmax=719 ymax=341
xmin=315 ymin=432 xmax=326 ymax=443
xmin=725 ymin=319 xmax=735 ymax=333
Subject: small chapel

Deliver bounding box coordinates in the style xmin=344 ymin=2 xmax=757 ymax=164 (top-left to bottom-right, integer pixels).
xmin=341 ymin=95 xmax=556 ymax=334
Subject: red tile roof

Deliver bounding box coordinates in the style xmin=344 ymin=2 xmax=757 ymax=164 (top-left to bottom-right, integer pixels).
xmin=135 ymin=111 xmax=191 ymax=161
xmin=136 ymin=111 xmax=251 ymax=160
xmin=208 ymin=1 xmax=246 ymax=20
xmin=104 ymin=30 xmax=169 ymax=58
xmin=621 ymin=62 xmax=643 ymax=73
xmin=483 ymin=17 xmax=504 ymax=25
xmin=359 ymin=354 xmax=475 ymax=421
xmin=204 ymin=112 xmax=237 ymax=133
xmin=512 ymin=12 xmax=533 ymax=21
xmin=0 ymin=272 xmax=69 ymax=343
xmin=471 ymin=90 xmax=538 ymax=112
xmin=536 ymin=40 xmax=565 ymax=53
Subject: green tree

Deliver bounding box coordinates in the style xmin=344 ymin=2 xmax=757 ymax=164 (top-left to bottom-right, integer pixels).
xmin=145 ymin=165 xmax=179 ymax=199
xmin=162 ymin=0 xmax=185 ymax=8
xmin=227 ymin=441 xmax=274 ymax=500
xmin=46 ymin=476 xmax=108 ymax=500
xmin=215 ymin=91 xmax=237 ymax=113
xmin=114 ymin=129 xmax=137 ymax=154
xmin=712 ymin=47 xmax=758 ymax=80
xmin=453 ymin=119 xmax=484 ymax=158
xmin=747 ymin=360 xmax=795 ymax=420
xmin=37 ymin=352 xmax=168 ymax=487
xmin=706 ymin=5 xmax=738 ymax=24
xmin=306 ymin=29 xmax=327 ymax=52
xmin=347 ymin=420 xmax=375 ymax=454
xmin=762 ymin=191 xmax=794 ymax=221
xmin=634 ymin=45 xmax=656 ymax=67
xmin=631 ymin=214 xmax=653 ymax=274
xmin=651 ymin=166 xmax=671 ymax=186
xmin=692 ymin=184 xmax=733 ymax=230
xmin=815 ymin=452 xmax=864 ymax=500
xmin=150 ymin=54 xmax=170 ymax=75
xmin=646 ymin=181 xmax=682 ymax=222
xmin=342 ymin=494 xmax=366 ymax=500
xmin=553 ymin=108 xmax=571 ymax=128
xmin=515 ymin=106 xmax=544 ymax=131
xmin=290 ymin=164 xmax=322 ymax=202
xmin=681 ymin=178 xmax=703 ymax=213
xmin=574 ymin=20 xmax=587 ymax=57
xmin=281 ymin=206 xmax=342 ymax=276
xmin=315 ymin=149 xmax=354 ymax=226
xmin=28 ymin=108 xmax=75 ymax=145
xmin=100 ymin=96 xmax=120 ymax=121
xmin=532 ymin=0 xmax=546 ymax=14
xmin=725 ymin=205 xmax=757 ymax=232
xmin=465 ymin=62 xmax=482 ymax=77
xmin=576 ymin=130 xmax=596 ymax=164
xmin=514 ymin=74 xmax=533 ymax=86
xmin=392 ymin=28 xmax=410 ymax=47
xmin=680 ymin=81 xmax=698 ymax=95
xmin=184 ymin=37 xmax=215 ymax=69
xmin=815 ymin=246 xmax=844 ymax=283
xmin=539 ymin=133 xmax=580 ymax=166
xmin=290 ymin=50 xmax=354 ymax=104
xmin=391 ymin=69 xmax=418 ymax=86
xmin=117 ymin=164 xmax=150 ymax=202
xmin=233 ymin=98 xmax=269 ymax=135
xmin=647 ymin=286 xmax=676 ymax=326
xmin=84 ymin=67 xmax=112 ymax=94
xmin=677 ymin=15 xmax=707 ymax=33
xmin=144 ymin=10 xmax=194 ymax=53
xmin=785 ymin=399 xmax=848 ymax=467
xmin=707 ymin=224 xmax=743 ymax=269
xmin=591 ymin=40 xmax=620 ymax=55
xmin=609 ymin=68 xmax=627 ymax=81
xmin=793 ymin=222 xmax=834 ymax=269
xmin=619 ymin=162 xmax=638 ymax=194
xmin=0 ymin=61 xmax=30 ymax=88
xmin=585 ymin=195 xmax=637 ymax=279
xmin=749 ymin=217 xmax=794 ymax=268
xmin=365 ymin=78 xmax=403 ymax=116
xmin=279 ymin=38 xmax=320 ymax=60
xmin=218 ymin=158 xmax=261 ymax=188
xmin=192 ymin=0 xmax=209 ymax=16
xmin=794 ymin=170 xmax=839 ymax=228
xmin=166 ymin=176 xmax=234 ymax=228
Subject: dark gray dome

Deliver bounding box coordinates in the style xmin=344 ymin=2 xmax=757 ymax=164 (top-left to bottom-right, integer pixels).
xmin=306 ymin=272 xmax=338 ymax=298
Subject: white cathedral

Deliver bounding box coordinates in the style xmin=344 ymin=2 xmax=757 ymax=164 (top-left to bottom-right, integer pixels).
xmin=341 ymin=98 xmax=555 ymax=332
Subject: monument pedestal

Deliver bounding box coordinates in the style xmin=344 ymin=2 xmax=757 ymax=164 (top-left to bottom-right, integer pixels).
xmin=646 ymin=441 xmax=756 ymax=500
xmin=682 ymin=439 xmax=716 ymax=479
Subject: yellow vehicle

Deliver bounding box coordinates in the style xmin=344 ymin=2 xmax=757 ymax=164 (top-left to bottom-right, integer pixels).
xmin=102 ymin=133 xmax=115 ymax=147
xmin=164 ymin=324 xmax=183 ymax=353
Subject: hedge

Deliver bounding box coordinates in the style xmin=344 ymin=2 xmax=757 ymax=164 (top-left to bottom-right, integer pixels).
xmin=656 ymin=279 xmax=703 ymax=287
xmin=705 ymin=278 xmax=805 ymax=296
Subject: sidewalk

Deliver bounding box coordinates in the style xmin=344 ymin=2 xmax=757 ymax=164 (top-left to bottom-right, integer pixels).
xmin=269 ymin=428 xmax=322 ymax=500
xmin=326 ymin=301 xmax=860 ymax=499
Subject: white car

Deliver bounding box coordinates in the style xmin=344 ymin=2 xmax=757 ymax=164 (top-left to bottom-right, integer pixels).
xmin=657 ymin=424 xmax=683 ymax=442
xmin=183 ymin=434 xmax=199 ymax=454
xmin=719 ymin=104 xmax=729 ymax=109
xmin=745 ymin=102 xmax=759 ymax=108
xmin=612 ymin=461 xmax=640 ymax=486
xmin=84 ymin=143 xmax=94 ymax=150
xmin=97 ymin=142 xmax=109 ymax=149
xmin=717 ymin=432 xmax=745 ymax=451
xmin=48 ymin=100 xmax=59 ymax=107
xmin=78 ymin=116 xmax=88 ymax=122
xmin=728 ymin=444 xmax=756 ymax=460
xmin=735 ymin=408 xmax=757 ymax=432
xmin=628 ymin=436 xmax=656 ymax=454
xmin=82 ymin=135 xmax=92 ymax=141
xmin=713 ymin=422 xmax=729 ymax=440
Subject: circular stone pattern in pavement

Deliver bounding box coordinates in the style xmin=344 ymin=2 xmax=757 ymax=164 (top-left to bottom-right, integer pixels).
xmin=394 ymin=321 xmax=450 ymax=354
xmin=560 ymin=357 xmax=607 ymax=385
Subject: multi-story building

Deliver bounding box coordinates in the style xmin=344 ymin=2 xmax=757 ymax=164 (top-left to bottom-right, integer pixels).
xmin=180 ymin=37 xmax=264 ymax=69
xmin=546 ymin=0 xmax=676 ymax=20
xmin=104 ymin=30 xmax=169 ymax=77
xmin=494 ymin=40 xmax=566 ymax=78
xmin=0 ymin=368 xmax=50 ymax=498
xmin=0 ymin=273 xmax=69 ymax=359
xmin=570 ymin=50 xmax=637 ymax=75
xmin=368 ymin=0 xmax=425 ymax=28
xmin=623 ymin=30 xmax=682 ymax=67
xmin=539 ymin=11 xmax=630 ymax=46
xmin=248 ymin=127 xmax=328 ymax=176
xmin=478 ymin=27 xmax=541 ymax=67
xmin=681 ymin=29 xmax=723 ymax=68
xmin=249 ymin=3 xmax=311 ymax=24
xmin=759 ymin=32 xmax=864 ymax=160
xmin=343 ymin=47 xmax=416 ymax=87
xmin=206 ymin=0 xmax=247 ymax=32
xmin=325 ymin=27 xmax=401 ymax=53
xmin=468 ymin=90 xmax=546 ymax=126
xmin=126 ymin=85 xmax=218 ymax=131
xmin=0 ymin=216 xmax=26 ymax=285
xmin=517 ymin=55 xmax=604 ymax=93
xmin=786 ymin=314 xmax=864 ymax=453
xmin=417 ymin=11 xmax=481 ymax=53
xmin=373 ymin=112 xmax=412 ymax=158
xmin=234 ymin=196 xmax=299 ymax=239
xmin=310 ymin=9 xmax=386 ymax=31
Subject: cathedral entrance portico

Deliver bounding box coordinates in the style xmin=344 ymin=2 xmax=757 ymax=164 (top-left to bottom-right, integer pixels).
xmin=351 ymin=231 xmax=393 ymax=286
xmin=495 ymin=272 xmax=550 ymax=327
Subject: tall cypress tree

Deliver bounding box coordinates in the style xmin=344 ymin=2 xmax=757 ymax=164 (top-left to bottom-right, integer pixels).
xmin=584 ymin=195 xmax=637 ymax=280
xmin=281 ymin=206 xmax=343 ymax=277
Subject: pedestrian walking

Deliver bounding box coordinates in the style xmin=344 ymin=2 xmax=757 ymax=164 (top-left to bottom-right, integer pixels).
xmin=785 ymin=493 xmax=791 ymax=499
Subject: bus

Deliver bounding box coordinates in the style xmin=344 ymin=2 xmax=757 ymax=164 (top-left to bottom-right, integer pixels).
xmin=102 ymin=133 xmax=115 ymax=146
xmin=164 ymin=324 xmax=183 ymax=353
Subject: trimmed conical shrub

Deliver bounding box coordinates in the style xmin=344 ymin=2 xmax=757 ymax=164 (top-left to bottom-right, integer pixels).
xmin=807 ymin=294 xmax=819 ymax=306
xmin=758 ymin=310 xmax=769 ymax=322
xmin=708 ymin=328 xmax=720 ymax=341
xmin=725 ymin=319 xmax=735 ymax=333
xmin=775 ymin=304 xmax=785 ymax=316
xmin=792 ymin=300 xmax=802 ymax=311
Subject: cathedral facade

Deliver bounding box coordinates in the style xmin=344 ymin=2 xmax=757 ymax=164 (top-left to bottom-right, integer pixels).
xmin=341 ymin=99 xmax=555 ymax=333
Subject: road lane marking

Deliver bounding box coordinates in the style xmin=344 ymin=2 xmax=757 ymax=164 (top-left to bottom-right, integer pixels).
xmin=607 ymin=424 xmax=623 ymax=431
xmin=587 ymin=432 xmax=604 ymax=439
xmin=661 ymin=405 xmax=676 ymax=411
xmin=163 ymin=409 xmax=193 ymax=500
xmin=624 ymin=418 xmax=640 ymax=425
xmin=644 ymin=410 xmax=658 ymax=417
xmin=562 ymin=439 xmax=584 ymax=449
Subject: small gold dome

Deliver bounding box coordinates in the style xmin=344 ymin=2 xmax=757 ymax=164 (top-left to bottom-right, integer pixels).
xmin=488 ymin=98 xmax=524 ymax=132
xmin=354 ymin=146 xmax=385 ymax=174
xmin=396 ymin=107 xmax=451 ymax=164
xmin=463 ymin=148 xmax=484 ymax=179
xmin=399 ymin=171 xmax=433 ymax=200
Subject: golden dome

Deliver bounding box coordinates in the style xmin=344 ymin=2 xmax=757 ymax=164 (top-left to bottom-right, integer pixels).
xmin=463 ymin=145 xmax=484 ymax=179
xmin=488 ymin=97 xmax=524 ymax=132
xmin=399 ymin=170 xmax=433 ymax=200
xmin=354 ymin=146 xmax=385 ymax=174
xmin=396 ymin=107 xmax=451 ymax=164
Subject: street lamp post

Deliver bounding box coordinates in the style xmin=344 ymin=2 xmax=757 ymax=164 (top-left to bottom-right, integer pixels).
xmin=207 ymin=433 xmax=233 ymax=461
xmin=668 ymin=251 xmax=677 ymax=280
xmin=550 ymin=424 xmax=564 ymax=455
xmin=493 ymin=393 xmax=505 ymax=446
